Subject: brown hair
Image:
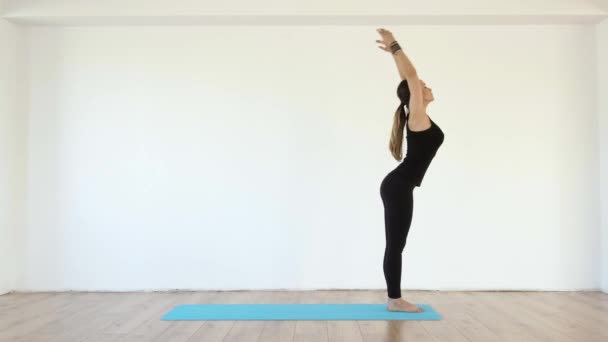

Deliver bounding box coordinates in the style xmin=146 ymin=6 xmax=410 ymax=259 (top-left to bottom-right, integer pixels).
xmin=389 ymin=104 xmax=407 ymax=161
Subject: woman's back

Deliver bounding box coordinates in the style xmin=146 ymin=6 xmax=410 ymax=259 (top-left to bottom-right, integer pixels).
xmin=398 ymin=113 xmax=445 ymax=187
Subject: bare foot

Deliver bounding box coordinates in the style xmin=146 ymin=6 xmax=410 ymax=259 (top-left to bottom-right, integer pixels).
xmin=387 ymin=297 xmax=424 ymax=312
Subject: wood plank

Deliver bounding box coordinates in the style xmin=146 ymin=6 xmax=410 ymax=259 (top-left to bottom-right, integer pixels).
xmin=318 ymin=290 xmax=364 ymax=342
xmin=19 ymin=293 xmax=154 ymax=342
xmin=411 ymin=291 xmax=470 ymax=342
xmin=351 ymin=290 xmax=437 ymax=342
xmin=293 ymin=290 xmax=330 ymax=342
xmin=416 ymin=291 xmax=501 ymax=342
xmin=509 ymin=291 xmax=608 ymax=341
xmin=256 ymin=291 xmax=298 ymax=342
xmin=103 ymin=291 xmax=203 ymax=341
xmin=2 ymin=290 xmax=608 ymax=342
xmin=211 ymin=291 xmax=267 ymax=342
xmin=0 ymin=293 xmax=101 ymax=341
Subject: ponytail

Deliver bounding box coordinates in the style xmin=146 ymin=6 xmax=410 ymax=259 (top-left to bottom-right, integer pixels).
xmin=389 ymin=104 xmax=407 ymax=161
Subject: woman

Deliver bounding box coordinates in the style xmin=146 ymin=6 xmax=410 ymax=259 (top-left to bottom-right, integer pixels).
xmin=376 ymin=28 xmax=445 ymax=313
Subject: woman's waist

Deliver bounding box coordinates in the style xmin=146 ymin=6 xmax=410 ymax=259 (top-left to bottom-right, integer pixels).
xmin=388 ymin=165 xmax=421 ymax=181
xmin=382 ymin=170 xmax=417 ymax=190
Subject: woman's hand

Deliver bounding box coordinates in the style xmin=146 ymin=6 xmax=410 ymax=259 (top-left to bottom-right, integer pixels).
xmin=376 ymin=28 xmax=397 ymax=53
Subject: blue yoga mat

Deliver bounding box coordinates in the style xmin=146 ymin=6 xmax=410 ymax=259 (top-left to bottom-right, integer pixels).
xmin=161 ymin=303 xmax=441 ymax=320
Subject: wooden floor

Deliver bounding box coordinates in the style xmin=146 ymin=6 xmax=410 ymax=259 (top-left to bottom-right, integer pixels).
xmin=1 ymin=290 xmax=607 ymax=342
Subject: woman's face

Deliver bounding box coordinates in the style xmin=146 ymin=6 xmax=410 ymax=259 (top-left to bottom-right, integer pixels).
xmin=421 ymin=79 xmax=434 ymax=102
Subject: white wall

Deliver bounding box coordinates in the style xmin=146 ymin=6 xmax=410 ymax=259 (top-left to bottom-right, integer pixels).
xmin=18 ymin=24 xmax=600 ymax=292
xmin=0 ymin=4 xmax=24 ymax=295
xmin=2 ymin=0 xmax=606 ymax=26
xmin=599 ymin=18 xmax=608 ymax=294
xmin=3 ymin=0 xmax=605 ymax=16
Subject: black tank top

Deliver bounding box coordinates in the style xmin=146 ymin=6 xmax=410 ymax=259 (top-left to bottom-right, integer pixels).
xmin=397 ymin=111 xmax=445 ymax=187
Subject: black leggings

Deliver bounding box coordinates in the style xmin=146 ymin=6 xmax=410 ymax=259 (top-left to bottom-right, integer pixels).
xmin=379 ymin=170 xmax=416 ymax=299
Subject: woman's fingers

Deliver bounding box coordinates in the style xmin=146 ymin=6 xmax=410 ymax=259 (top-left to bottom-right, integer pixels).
xmin=376 ymin=39 xmax=389 ymax=47
xmin=376 ymin=28 xmax=393 ymax=52
xmin=376 ymin=29 xmax=393 ymax=43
